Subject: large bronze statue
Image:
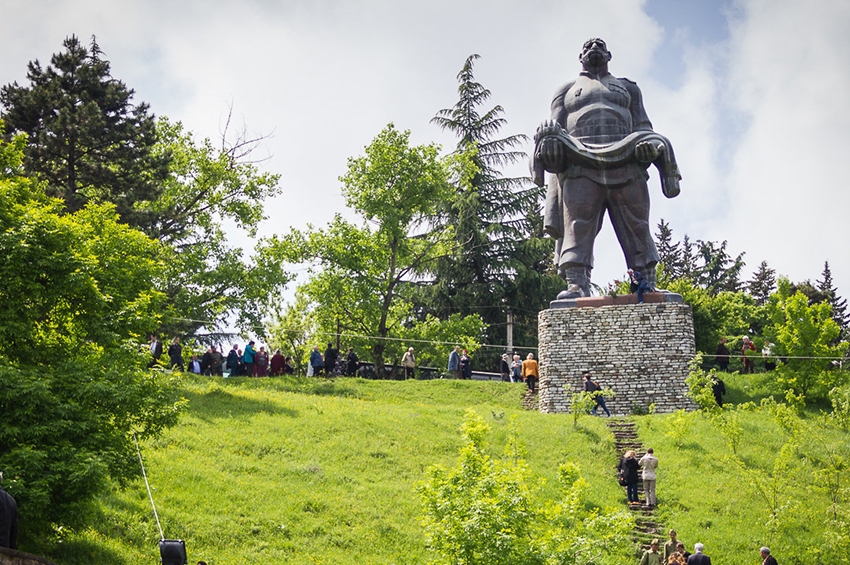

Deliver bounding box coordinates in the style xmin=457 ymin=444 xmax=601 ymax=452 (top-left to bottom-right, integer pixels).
xmin=532 ymin=38 xmax=681 ymax=300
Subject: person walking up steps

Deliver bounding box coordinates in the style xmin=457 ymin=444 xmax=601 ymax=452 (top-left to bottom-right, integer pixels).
xmin=639 ymin=447 xmax=658 ymax=507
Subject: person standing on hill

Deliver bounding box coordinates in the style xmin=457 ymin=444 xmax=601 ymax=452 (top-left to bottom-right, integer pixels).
xmin=714 ymin=337 xmax=730 ymax=371
xmin=640 ymin=539 xmax=662 ymax=565
xmin=255 ymin=346 xmax=269 ymax=377
xmin=401 ymin=347 xmax=416 ymax=379
xmin=741 ymin=336 xmax=756 ymax=374
xmin=460 ymin=349 xmax=472 ymax=379
xmin=664 ymin=529 xmax=681 ymax=563
xmin=639 ymin=447 xmax=658 ymax=507
xmin=687 ymin=543 xmax=711 ymax=565
xmin=243 ymin=340 xmax=257 ymax=377
xmin=309 ymin=345 xmax=323 ymax=376
xmin=227 ymin=344 xmax=241 ymax=376
xmin=521 ymin=353 xmax=539 ymax=392
xmin=0 ymin=472 xmax=18 ymax=550
xmin=447 ymin=346 xmax=461 ymax=379
xmin=583 ymin=371 xmax=611 ymax=416
xmin=270 ymin=349 xmax=286 ymax=376
xmin=345 ymin=348 xmax=359 ymax=376
xmin=500 ymin=354 xmax=511 ymax=382
xmin=168 ymin=337 xmax=184 ymax=371
xmin=511 ymin=354 xmax=522 ymax=383
xmin=760 ymin=547 xmax=778 ymax=565
xmin=148 ymin=334 xmax=163 ymax=368
xmin=619 ymin=450 xmax=640 ymax=504
xmin=324 ymin=342 xmax=339 ymax=375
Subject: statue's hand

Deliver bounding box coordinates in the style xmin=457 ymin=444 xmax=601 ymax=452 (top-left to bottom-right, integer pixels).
xmin=535 ymin=120 xmax=567 ymax=172
xmin=635 ymin=140 xmax=664 ymax=163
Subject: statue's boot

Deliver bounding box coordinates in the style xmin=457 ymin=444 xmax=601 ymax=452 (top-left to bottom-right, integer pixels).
xmin=556 ymin=266 xmax=591 ymax=300
xmin=645 ymin=266 xmax=669 ymax=293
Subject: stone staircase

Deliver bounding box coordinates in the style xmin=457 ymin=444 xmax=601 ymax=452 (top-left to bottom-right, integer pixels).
xmin=521 ymin=385 xmax=539 ymax=410
xmin=607 ymin=419 xmax=664 ymax=550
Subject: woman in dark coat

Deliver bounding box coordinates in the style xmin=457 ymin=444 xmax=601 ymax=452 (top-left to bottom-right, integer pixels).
xmin=619 ymin=450 xmax=641 ymax=505
xmin=460 ymin=349 xmax=472 ymax=379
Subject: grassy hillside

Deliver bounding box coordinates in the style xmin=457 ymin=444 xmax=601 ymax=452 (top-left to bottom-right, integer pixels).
xmin=31 ymin=372 xmax=850 ymax=565
xmin=38 ymin=376 xmax=623 ymax=565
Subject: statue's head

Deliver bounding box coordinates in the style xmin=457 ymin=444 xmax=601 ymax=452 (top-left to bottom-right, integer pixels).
xmin=579 ymin=38 xmax=612 ymax=69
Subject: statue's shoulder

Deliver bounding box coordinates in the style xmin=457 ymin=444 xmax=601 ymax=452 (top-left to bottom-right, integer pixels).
xmin=613 ymin=75 xmax=643 ymax=92
xmin=552 ymin=79 xmax=577 ymax=99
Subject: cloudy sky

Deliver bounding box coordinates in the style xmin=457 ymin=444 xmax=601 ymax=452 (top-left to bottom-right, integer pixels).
xmin=1 ymin=0 xmax=848 ymax=301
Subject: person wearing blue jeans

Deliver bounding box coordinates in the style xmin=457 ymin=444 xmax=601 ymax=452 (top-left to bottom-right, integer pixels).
xmin=583 ymin=372 xmax=611 ymax=416
xmin=629 ymin=268 xmax=652 ymax=303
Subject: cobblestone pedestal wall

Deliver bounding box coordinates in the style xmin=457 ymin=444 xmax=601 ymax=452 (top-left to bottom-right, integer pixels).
xmin=537 ymin=302 xmax=697 ymax=415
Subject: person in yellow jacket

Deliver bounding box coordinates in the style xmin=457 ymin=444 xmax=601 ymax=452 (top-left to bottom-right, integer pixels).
xmin=521 ymin=353 xmax=539 ymax=392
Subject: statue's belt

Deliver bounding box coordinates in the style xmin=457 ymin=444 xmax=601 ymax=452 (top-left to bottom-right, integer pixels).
xmin=532 ymin=129 xmax=681 ymax=198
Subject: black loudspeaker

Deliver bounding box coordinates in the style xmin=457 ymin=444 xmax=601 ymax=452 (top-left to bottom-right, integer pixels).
xmin=159 ymin=539 xmax=187 ymax=565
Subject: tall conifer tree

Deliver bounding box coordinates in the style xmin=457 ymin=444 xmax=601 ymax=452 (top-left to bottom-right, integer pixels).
xmin=748 ymin=260 xmax=777 ymax=306
xmin=0 ymin=35 xmax=168 ymax=231
xmin=817 ymin=261 xmax=849 ymax=341
xmin=418 ymin=55 xmax=560 ymax=365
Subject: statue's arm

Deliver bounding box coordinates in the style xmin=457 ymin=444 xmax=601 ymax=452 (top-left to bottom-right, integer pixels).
xmin=624 ymin=79 xmax=653 ymax=132
xmin=531 ymin=82 xmax=574 ymax=183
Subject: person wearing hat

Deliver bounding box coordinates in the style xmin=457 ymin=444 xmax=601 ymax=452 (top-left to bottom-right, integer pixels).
xmin=500 ymin=353 xmax=511 ymax=382
xmin=0 ymin=472 xmax=18 ymax=550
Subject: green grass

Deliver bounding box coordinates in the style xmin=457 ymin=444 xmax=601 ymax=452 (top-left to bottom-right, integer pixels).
xmin=37 ymin=376 xmax=623 ymax=565
xmin=635 ymin=370 xmax=850 ymax=565
xmin=29 ymin=372 xmax=850 ymax=565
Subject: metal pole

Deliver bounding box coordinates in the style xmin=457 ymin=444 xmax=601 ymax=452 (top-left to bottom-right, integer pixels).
xmin=506 ymin=309 xmax=513 ymax=354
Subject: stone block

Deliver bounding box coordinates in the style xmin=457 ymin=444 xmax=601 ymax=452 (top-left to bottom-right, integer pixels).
xmin=537 ymin=302 xmax=697 ymax=416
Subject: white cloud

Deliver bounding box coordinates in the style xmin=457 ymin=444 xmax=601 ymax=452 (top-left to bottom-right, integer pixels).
xmin=2 ymin=0 xmax=848 ymax=300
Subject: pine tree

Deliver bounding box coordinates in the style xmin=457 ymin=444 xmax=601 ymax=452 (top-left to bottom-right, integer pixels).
xmin=655 ymin=219 xmax=682 ymax=278
xmin=418 ymin=54 xmax=558 ymax=366
xmin=0 ymin=35 xmax=169 ymax=231
xmin=817 ymin=261 xmax=849 ymax=341
xmin=748 ymin=260 xmax=776 ymax=306
xmin=693 ymin=239 xmax=745 ymax=293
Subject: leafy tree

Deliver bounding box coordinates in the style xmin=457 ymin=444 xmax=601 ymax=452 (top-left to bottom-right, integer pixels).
xmin=748 ymin=260 xmax=777 ymax=306
xmin=147 ymin=118 xmax=289 ymax=339
xmin=418 ymin=410 xmax=634 ymax=565
xmin=0 ymin=126 xmax=182 ymax=538
xmin=764 ymin=278 xmax=849 ymax=400
xmin=277 ymin=125 xmax=484 ymax=377
xmin=0 ymin=35 xmax=169 ymax=230
xmin=817 ymin=261 xmax=849 ymax=341
xmin=664 ymin=277 xmax=763 ymax=355
xmin=419 ymin=54 xmax=559 ymax=369
xmin=266 ymin=291 xmax=316 ymax=372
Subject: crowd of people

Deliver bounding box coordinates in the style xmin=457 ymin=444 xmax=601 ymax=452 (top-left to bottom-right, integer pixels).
xmin=713 ymin=335 xmax=776 ymax=374
xmin=619 ymin=451 xmax=780 ymax=565
xmin=638 ymin=532 xmax=777 ymax=565
xmin=147 ymin=335 xmax=295 ymax=377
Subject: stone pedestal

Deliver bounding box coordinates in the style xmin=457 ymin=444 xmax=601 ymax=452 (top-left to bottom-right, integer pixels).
xmin=537 ymin=300 xmax=697 ymax=415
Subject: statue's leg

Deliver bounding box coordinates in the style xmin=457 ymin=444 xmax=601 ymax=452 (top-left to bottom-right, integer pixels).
xmin=556 ymin=175 xmax=603 ymax=298
xmin=606 ymin=172 xmax=659 ymax=279
xmin=557 ymin=264 xmax=591 ymax=299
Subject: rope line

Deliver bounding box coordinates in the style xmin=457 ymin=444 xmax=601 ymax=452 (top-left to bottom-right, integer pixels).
xmin=169 ymin=318 xmax=849 ymax=360
xmin=133 ymin=432 xmax=164 ymax=540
